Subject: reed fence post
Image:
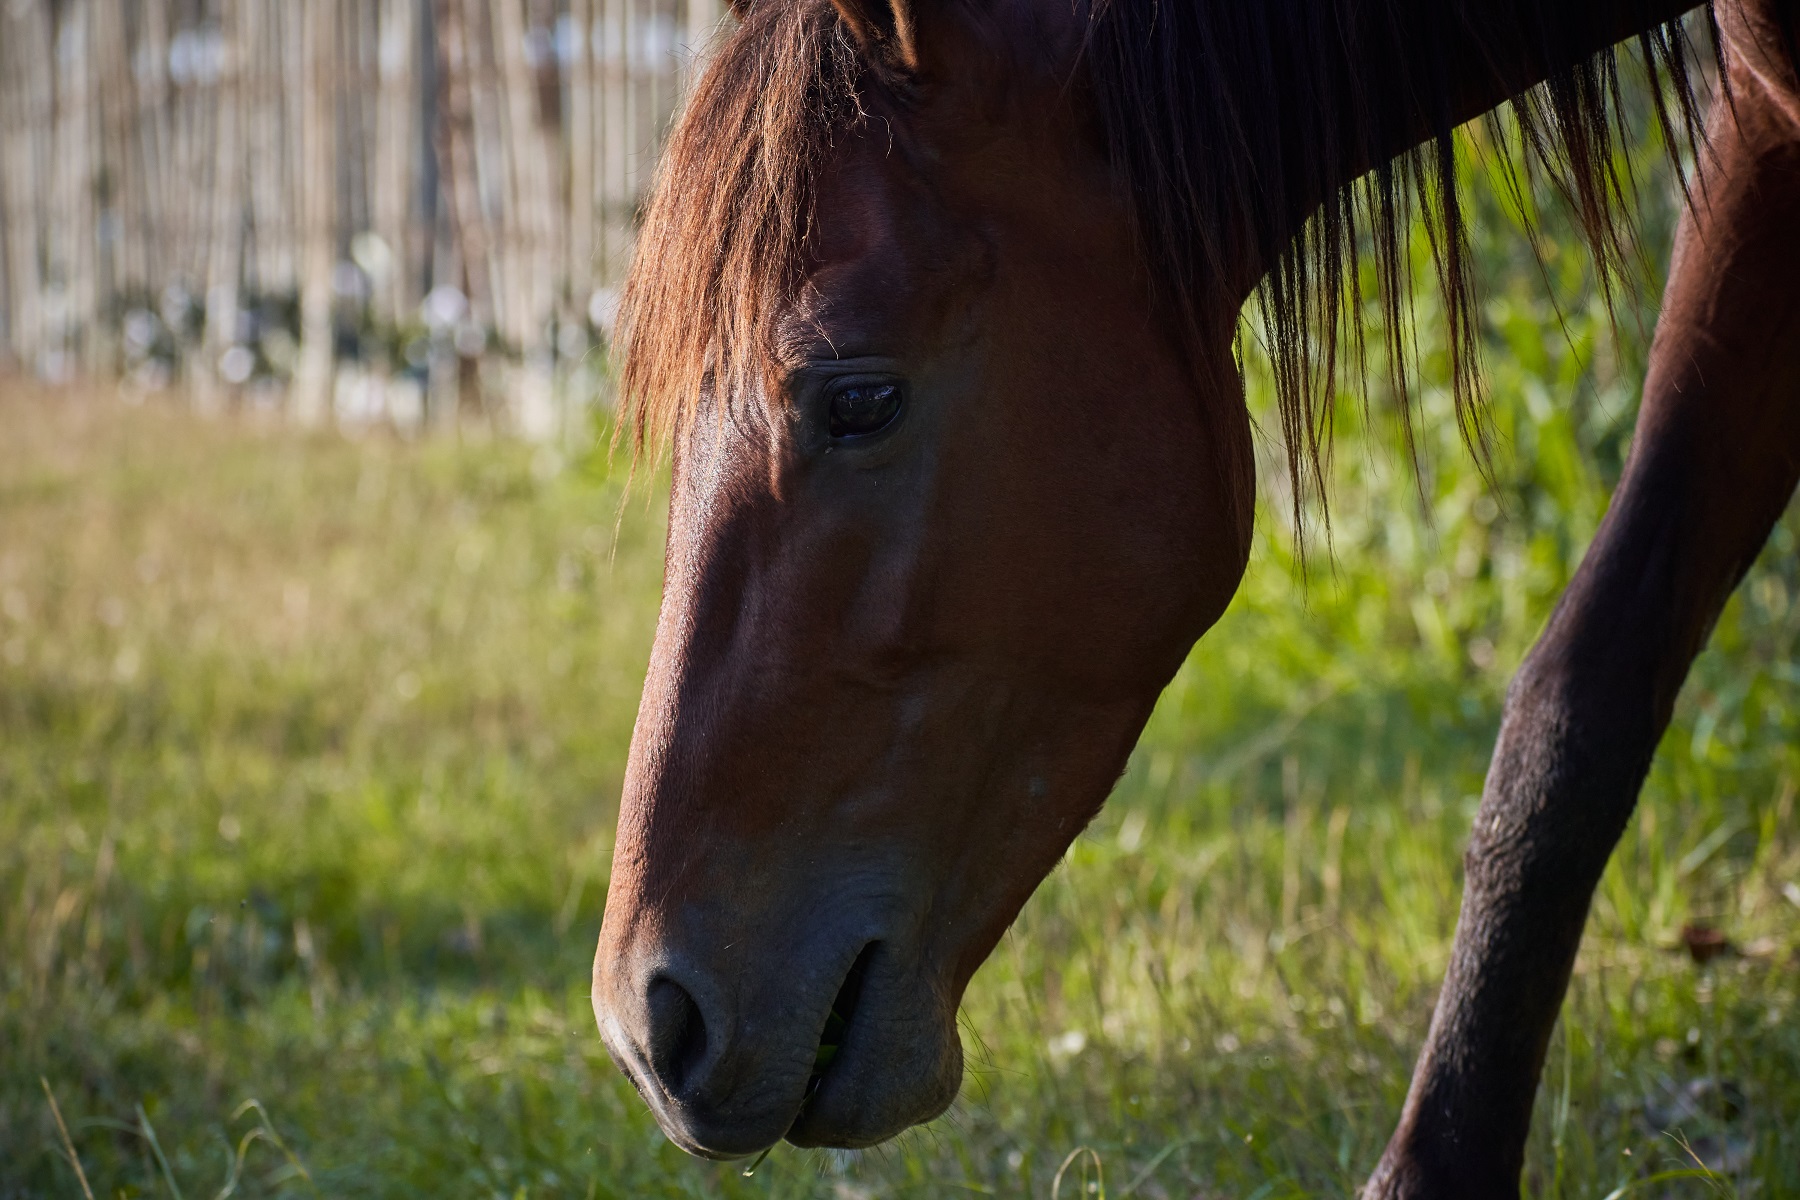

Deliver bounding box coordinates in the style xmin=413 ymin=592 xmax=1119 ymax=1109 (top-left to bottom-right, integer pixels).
xmin=293 ymin=0 xmax=339 ymax=425
xmin=3 ymin=4 xmax=52 ymax=371
xmin=197 ymin=0 xmax=247 ymax=412
xmin=373 ymin=0 xmax=420 ymax=327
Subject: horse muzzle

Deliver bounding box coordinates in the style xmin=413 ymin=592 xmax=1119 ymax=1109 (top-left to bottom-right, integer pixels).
xmin=593 ymin=919 xmax=963 ymax=1157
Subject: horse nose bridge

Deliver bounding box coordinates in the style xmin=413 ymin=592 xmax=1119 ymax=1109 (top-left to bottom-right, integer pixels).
xmin=665 ymin=474 xmax=908 ymax=689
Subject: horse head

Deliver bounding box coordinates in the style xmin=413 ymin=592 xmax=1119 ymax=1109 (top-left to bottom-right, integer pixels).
xmin=592 ymin=0 xmax=1254 ymax=1157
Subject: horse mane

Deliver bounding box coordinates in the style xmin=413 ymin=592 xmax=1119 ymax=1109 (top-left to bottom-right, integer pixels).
xmin=618 ymin=0 xmax=1731 ymax=522
xmin=1083 ymin=0 xmax=1724 ymax=528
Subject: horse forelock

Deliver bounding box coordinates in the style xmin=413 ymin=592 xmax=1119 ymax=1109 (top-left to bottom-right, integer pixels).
xmin=616 ymin=0 xmax=873 ymax=463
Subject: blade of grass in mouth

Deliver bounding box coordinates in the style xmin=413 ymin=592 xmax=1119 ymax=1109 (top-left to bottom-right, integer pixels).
xmin=813 ymin=1003 xmax=848 ymax=1072
xmin=743 ymin=1145 xmax=774 ymax=1176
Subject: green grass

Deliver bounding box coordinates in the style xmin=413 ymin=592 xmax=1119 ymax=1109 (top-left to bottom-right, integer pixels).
xmin=3 ymin=372 xmax=1797 ymax=1198
xmin=5 ymin=122 xmax=1800 ymax=1200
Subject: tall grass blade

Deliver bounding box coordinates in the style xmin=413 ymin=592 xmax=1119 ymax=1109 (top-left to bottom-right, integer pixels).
xmin=40 ymin=1078 xmax=96 ymax=1200
xmin=137 ymin=1103 xmax=186 ymax=1200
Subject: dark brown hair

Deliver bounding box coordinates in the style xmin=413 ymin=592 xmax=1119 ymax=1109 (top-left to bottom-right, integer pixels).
xmin=618 ymin=0 xmax=1736 ymax=518
xmin=1082 ymin=0 xmax=1719 ymax=522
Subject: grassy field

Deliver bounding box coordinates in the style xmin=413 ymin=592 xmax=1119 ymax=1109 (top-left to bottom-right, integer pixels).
xmin=5 ymin=146 xmax=1800 ymax=1200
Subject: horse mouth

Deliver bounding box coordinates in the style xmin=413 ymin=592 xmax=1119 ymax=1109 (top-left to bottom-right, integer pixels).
xmin=729 ymin=942 xmax=884 ymax=1168
xmin=806 ymin=940 xmax=878 ymax=1094
xmin=781 ymin=934 xmax=965 ymax=1151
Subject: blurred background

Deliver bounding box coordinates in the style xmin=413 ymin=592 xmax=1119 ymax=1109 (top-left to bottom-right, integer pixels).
xmin=2 ymin=6 xmax=1798 ymax=1199
xmin=0 ymin=0 xmax=722 ymax=437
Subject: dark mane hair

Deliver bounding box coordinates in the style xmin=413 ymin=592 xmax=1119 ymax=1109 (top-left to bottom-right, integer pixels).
xmin=617 ymin=0 xmax=1731 ymax=518
xmin=1082 ymin=0 xmax=1721 ymax=522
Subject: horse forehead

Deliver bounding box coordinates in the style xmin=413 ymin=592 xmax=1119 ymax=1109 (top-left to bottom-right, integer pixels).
xmin=776 ymin=258 xmax=923 ymax=361
xmin=779 ymin=179 xmax=997 ymax=362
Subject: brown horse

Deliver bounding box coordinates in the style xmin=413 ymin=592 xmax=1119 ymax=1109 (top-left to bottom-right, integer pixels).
xmin=590 ymin=0 xmax=1800 ymax=1191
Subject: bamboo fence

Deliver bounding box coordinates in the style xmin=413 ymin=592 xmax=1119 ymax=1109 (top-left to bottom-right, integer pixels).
xmin=0 ymin=0 xmax=724 ymax=438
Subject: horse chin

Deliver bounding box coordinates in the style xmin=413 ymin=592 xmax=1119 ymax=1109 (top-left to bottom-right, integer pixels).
xmin=651 ymin=1110 xmax=787 ymax=1163
xmin=617 ymin=1052 xmax=810 ymax=1161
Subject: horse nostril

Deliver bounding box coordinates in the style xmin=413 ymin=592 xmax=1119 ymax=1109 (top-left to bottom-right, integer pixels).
xmin=645 ymin=976 xmax=709 ymax=1096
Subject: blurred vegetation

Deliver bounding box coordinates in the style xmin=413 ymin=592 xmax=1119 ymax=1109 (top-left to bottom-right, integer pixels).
xmin=4 ymin=86 xmax=1800 ymax=1199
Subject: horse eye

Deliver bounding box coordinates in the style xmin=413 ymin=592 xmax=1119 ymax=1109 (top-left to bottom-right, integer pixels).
xmin=827 ymin=382 xmax=903 ymax=439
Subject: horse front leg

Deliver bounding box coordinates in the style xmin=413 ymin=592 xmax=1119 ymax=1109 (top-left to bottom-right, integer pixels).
xmin=1366 ymin=5 xmax=1800 ymax=1193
